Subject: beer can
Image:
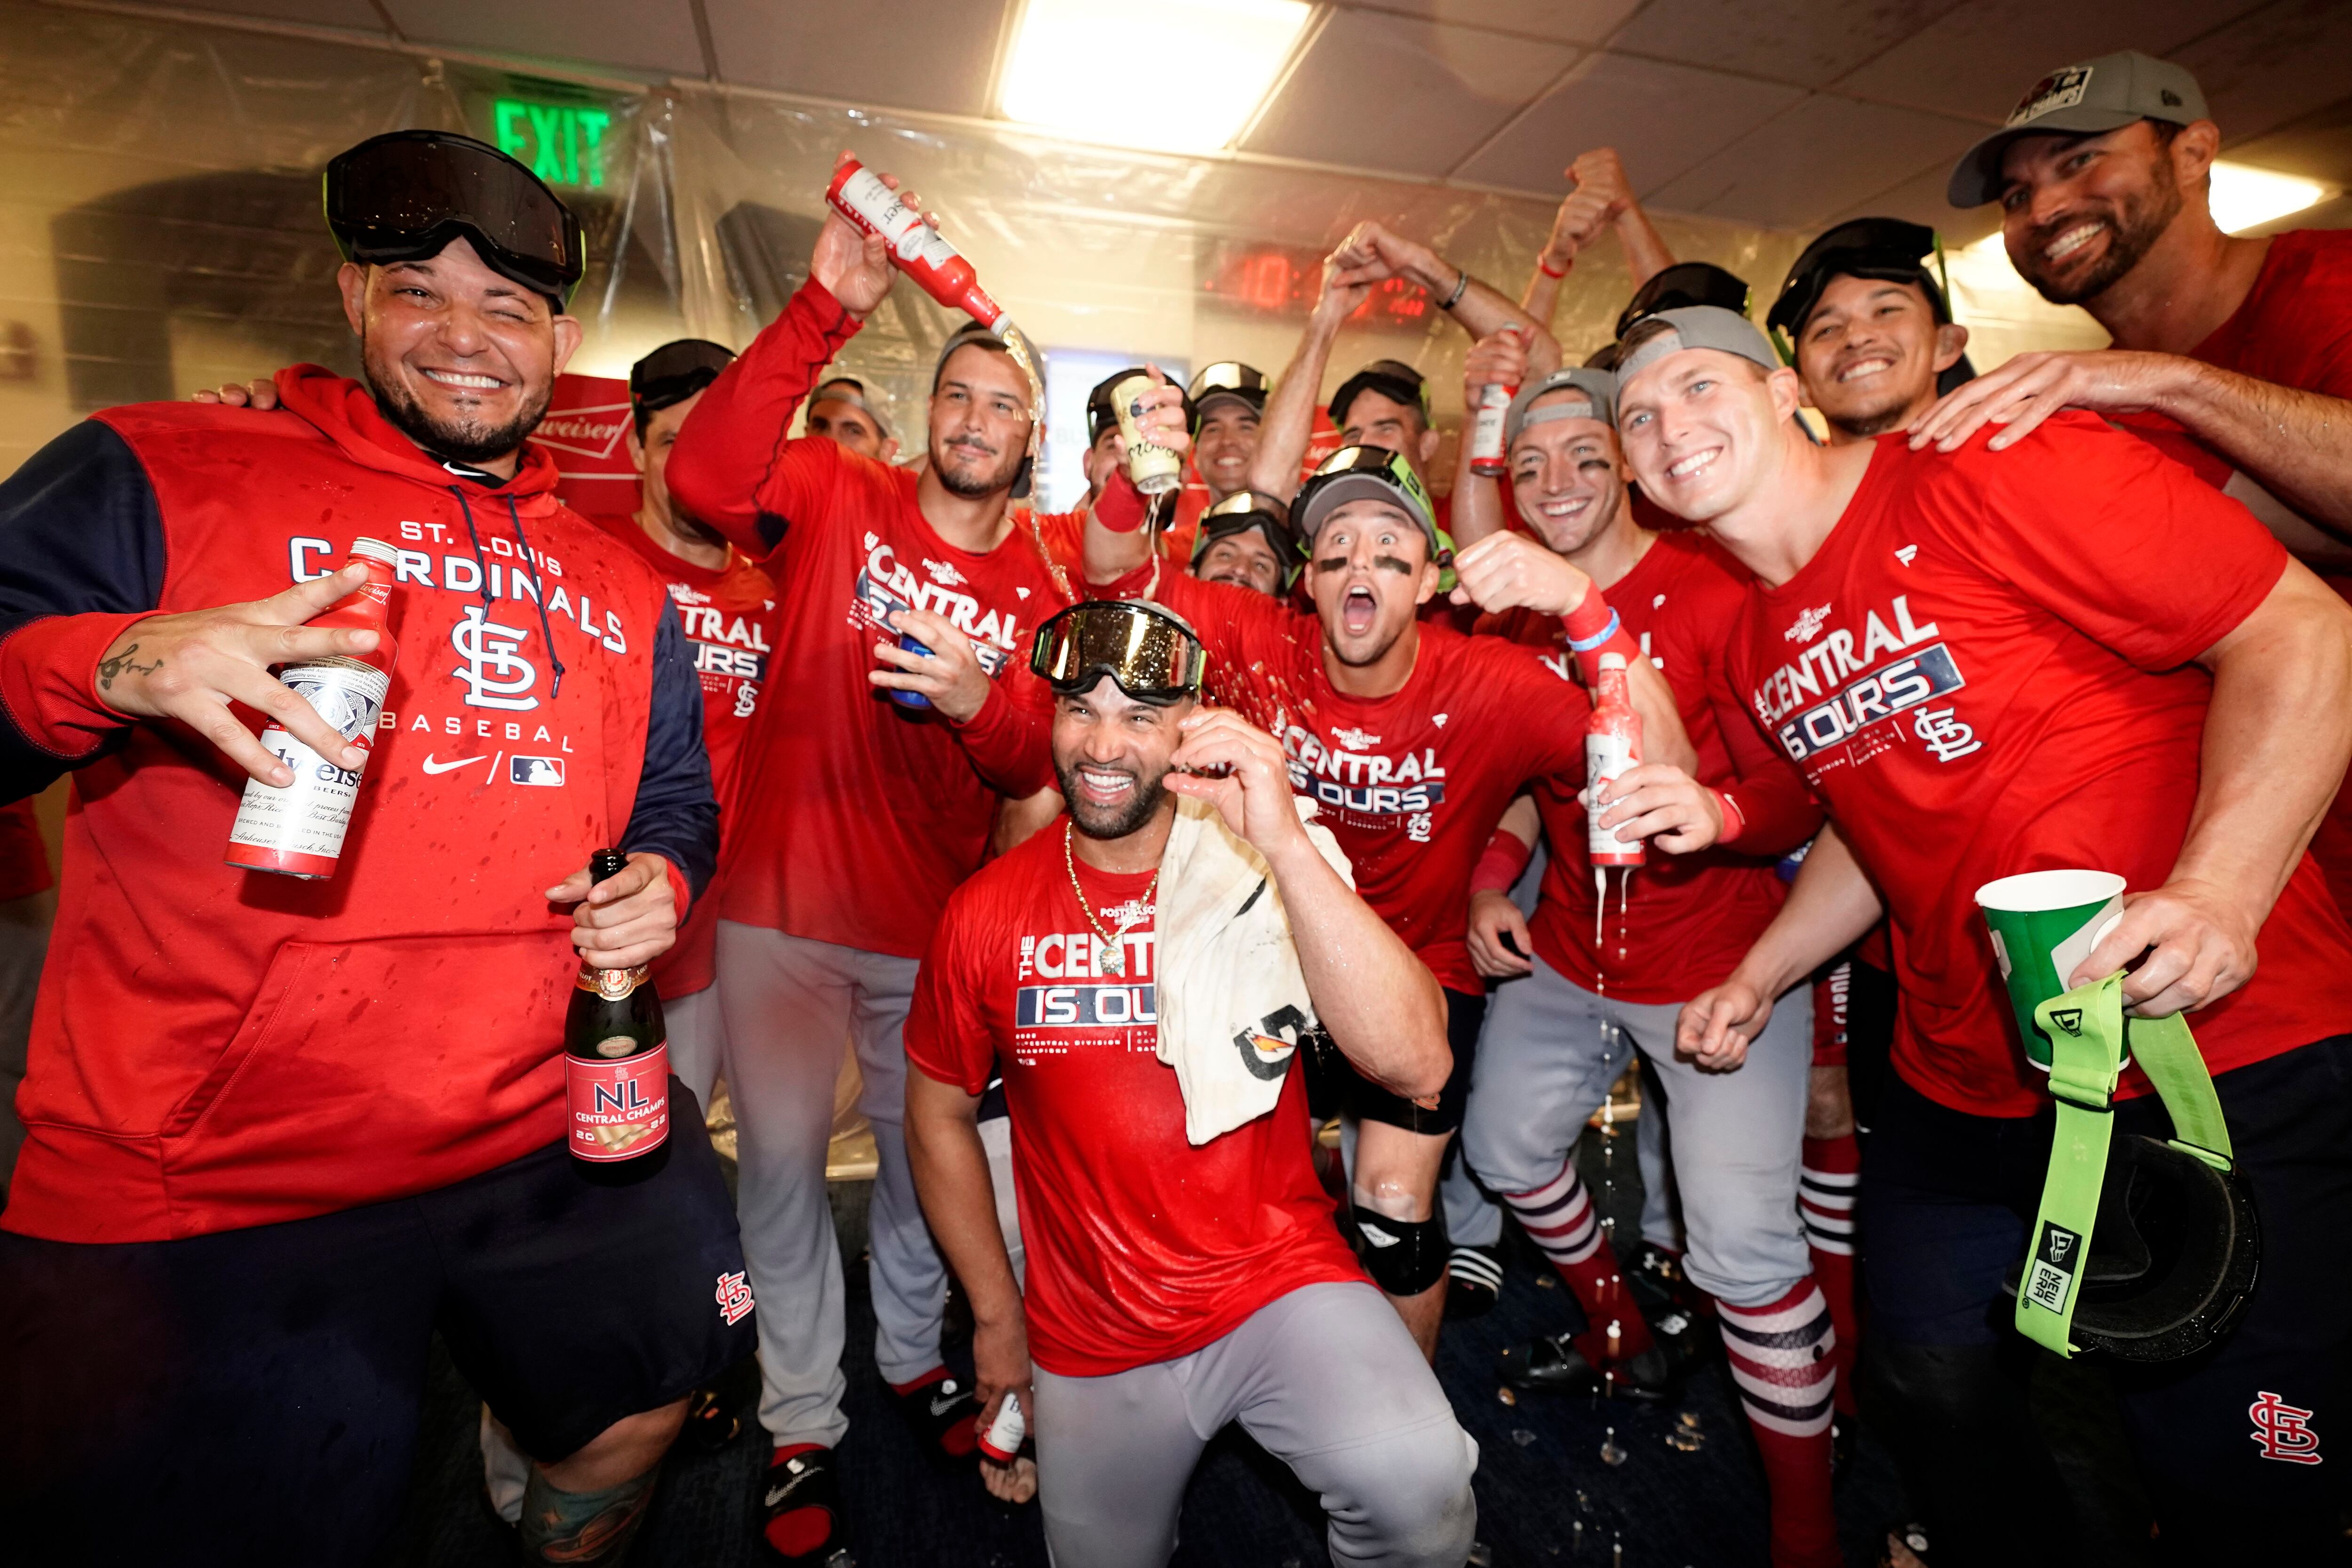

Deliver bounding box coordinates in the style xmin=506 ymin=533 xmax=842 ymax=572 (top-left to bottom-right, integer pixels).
xmin=1468 ymin=382 xmax=1514 ymax=476
xmin=890 ymin=628 xmax=936 ymax=709
xmin=1112 ymin=374 xmax=1183 ymax=495
xmin=223 ymin=654 xmax=389 ymax=878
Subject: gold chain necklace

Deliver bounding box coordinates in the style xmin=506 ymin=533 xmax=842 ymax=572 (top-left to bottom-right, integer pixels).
xmin=1063 ymin=822 xmax=1159 ymax=978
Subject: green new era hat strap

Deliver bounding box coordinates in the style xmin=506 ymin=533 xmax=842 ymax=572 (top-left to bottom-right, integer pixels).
xmin=2016 ymin=973 xmax=2233 ymax=1357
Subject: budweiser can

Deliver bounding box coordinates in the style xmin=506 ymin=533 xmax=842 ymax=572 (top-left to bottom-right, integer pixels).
xmin=224 ymin=538 xmax=399 ymax=879
xmin=979 ymin=1390 xmax=1026 ymax=1462
xmin=826 ymin=158 xmax=1006 ymax=329
xmin=1112 ymin=374 xmax=1183 ymax=495
xmin=1468 ymin=382 xmax=1515 ymax=476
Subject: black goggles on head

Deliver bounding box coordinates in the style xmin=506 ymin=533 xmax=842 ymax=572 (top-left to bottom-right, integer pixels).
xmin=1767 ymin=218 xmax=1952 ymax=346
xmin=1188 ymin=361 xmax=1269 ymax=428
xmin=1030 ymin=600 xmax=1207 ymax=706
xmin=630 ymin=339 xmax=736 ymax=414
xmin=325 ymin=130 xmax=586 ymax=306
xmin=1328 ymin=359 xmax=1430 ymax=432
xmin=1191 ymin=491 xmax=1299 ymax=578
xmin=1614 ymin=262 xmax=1752 ymax=342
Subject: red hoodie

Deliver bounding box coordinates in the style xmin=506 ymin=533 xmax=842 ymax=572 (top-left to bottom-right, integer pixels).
xmin=0 ymin=367 xmax=717 ymax=1243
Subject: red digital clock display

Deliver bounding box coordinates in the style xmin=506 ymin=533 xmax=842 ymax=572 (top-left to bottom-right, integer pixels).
xmin=1198 ymin=239 xmax=1433 ymax=328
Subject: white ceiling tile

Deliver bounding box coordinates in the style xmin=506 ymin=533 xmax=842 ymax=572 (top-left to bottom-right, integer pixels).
xmin=1335 ymin=0 xmax=1646 ymax=46
xmin=173 ymin=0 xmax=389 ymax=28
xmin=1453 ymin=52 xmax=1804 ymax=197
xmin=1608 ymin=0 xmax=1962 ymax=90
xmin=1647 ymin=92 xmax=1985 ymax=229
xmin=1833 ymin=0 xmax=2227 ymax=125
xmin=1822 ymin=160 xmax=2002 ymax=244
xmin=701 ymin=0 xmax=1010 ymax=115
xmin=2173 ymin=0 xmax=2352 ymax=146
xmin=1245 ymin=11 xmax=1578 ymax=177
xmin=383 ymin=0 xmax=707 ymax=76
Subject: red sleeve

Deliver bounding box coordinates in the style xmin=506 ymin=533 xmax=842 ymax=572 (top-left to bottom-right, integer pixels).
xmin=1484 ymin=641 xmax=1592 ymax=783
xmin=1139 ymin=568 xmax=1302 ymax=676
xmin=1930 ymin=413 xmax=2289 ymax=670
xmin=902 ymin=889 xmax=995 ymax=1097
xmin=667 ymin=280 xmax=863 ymax=559
xmin=0 ymin=611 xmax=150 ymax=762
xmin=952 ymin=666 xmax=1056 ymax=798
xmin=1669 ymin=603 xmax=1822 ymax=855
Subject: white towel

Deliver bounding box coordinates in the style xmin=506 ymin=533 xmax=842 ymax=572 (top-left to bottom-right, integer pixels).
xmin=1154 ymin=795 xmax=1353 ymax=1145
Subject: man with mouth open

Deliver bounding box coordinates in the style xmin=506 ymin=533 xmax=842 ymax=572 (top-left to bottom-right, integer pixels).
xmin=1084 ymin=437 xmax=1691 ymax=1360
xmin=1917 ymin=49 xmax=2352 ymax=919
xmin=1622 ymin=303 xmax=2352 ymax=1563
xmin=1446 ymin=357 xmax=1839 ymax=1568
xmin=662 ymin=155 xmax=1174 ymax=1564
xmin=904 ymin=598 xmax=1477 ymax=1568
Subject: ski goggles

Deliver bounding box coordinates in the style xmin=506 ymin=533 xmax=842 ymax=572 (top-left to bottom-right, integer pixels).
xmin=1766 ymin=218 xmax=1952 ymax=353
xmin=1292 ymin=445 xmax=1454 ymax=592
xmin=1188 ymin=361 xmax=1269 ymax=429
xmin=1328 ymin=359 xmax=1430 ymax=432
xmin=1190 ymin=491 xmax=1300 ymax=585
xmin=325 ymin=131 xmax=585 ymax=306
xmin=630 ymin=339 xmax=736 ymax=417
xmin=1613 ymin=261 xmax=1752 ymax=342
xmin=1029 ymin=599 xmax=1207 ymax=706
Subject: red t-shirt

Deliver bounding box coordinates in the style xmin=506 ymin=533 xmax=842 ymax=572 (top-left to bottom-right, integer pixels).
xmin=1148 ymin=572 xmax=1590 ymax=992
xmin=1726 ymin=414 xmax=2352 ymax=1117
xmin=1479 ymin=532 xmax=1821 ymax=1003
xmin=2113 ymin=229 xmax=2352 ymax=915
xmin=590 ymin=513 xmax=779 ymax=995
xmin=1028 ymin=487 xmax=1206 ymax=580
xmin=721 ymin=444 xmax=1078 ymax=955
xmin=902 ymin=825 xmax=1363 ymax=1377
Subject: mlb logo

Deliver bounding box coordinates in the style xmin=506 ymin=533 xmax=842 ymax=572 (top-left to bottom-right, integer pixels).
xmin=512 ymin=756 xmax=566 ymax=787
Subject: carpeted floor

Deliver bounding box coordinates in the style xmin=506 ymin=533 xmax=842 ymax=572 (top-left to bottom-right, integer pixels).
xmin=384 ymin=1126 xmax=1951 ymax=1568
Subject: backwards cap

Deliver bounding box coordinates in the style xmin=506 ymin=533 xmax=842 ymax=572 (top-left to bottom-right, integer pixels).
xmin=1505 ymin=367 xmax=1618 ymax=443
xmin=1615 ymin=306 xmax=1779 ymax=391
xmin=1947 ymin=50 xmax=2208 ymax=208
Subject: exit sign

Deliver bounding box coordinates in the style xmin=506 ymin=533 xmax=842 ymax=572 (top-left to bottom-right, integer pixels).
xmin=492 ymin=99 xmax=614 ymax=190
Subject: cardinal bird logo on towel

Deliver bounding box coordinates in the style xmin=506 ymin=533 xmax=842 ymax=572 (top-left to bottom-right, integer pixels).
xmin=1232 ymin=1003 xmax=1312 ymax=1081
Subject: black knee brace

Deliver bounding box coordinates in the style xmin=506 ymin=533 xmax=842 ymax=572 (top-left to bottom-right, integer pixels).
xmin=1349 ymin=1209 xmax=1449 ymax=1296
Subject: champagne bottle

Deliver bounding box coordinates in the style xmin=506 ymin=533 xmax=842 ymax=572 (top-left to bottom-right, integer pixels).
xmin=564 ymin=849 xmax=671 ymax=1182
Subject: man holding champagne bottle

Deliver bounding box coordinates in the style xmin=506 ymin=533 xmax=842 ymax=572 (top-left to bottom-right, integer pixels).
xmin=0 ymin=132 xmax=747 ymax=1568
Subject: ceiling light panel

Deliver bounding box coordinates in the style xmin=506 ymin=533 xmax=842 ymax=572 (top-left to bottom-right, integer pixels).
xmin=998 ymin=0 xmax=1313 ymax=154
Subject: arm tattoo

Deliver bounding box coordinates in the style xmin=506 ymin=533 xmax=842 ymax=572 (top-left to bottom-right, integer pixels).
xmin=517 ymin=1465 xmax=660 ymax=1565
xmin=95 ymin=642 xmax=161 ymax=692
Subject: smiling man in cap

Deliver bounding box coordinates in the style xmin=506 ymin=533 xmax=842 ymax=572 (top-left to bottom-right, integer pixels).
xmin=1613 ymin=299 xmax=2352 ymax=1564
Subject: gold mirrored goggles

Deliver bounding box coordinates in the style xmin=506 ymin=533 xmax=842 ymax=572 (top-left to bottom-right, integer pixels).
xmin=1029 ymin=600 xmax=1207 ymax=706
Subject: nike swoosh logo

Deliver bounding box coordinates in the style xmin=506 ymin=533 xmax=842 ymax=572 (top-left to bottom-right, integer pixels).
xmin=930 ymin=1391 xmax=968 ymax=1417
xmin=421 ymin=754 xmax=491 ymax=774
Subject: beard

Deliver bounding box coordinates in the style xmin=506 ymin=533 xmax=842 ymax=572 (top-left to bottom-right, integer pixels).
xmin=2014 ymin=163 xmax=2183 ymax=306
xmin=367 ymin=356 xmax=548 ymax=467
xmin=932 ymin=434 xmax=1027 ymax=499
xmin=1823 ymin=386 xmax=1917 ymax=439
xmin=1054 ymin=754 xmax=1170 ymax=841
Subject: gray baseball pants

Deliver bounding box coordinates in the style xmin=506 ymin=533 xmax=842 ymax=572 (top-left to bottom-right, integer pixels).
xmin=1462 ymin=955 xmax=1812 ymax=1309
xmin=1031 ymin=1281 xmax=1478 ymax=1568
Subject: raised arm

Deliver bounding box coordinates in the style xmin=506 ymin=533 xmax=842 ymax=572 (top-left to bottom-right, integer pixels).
xmin=1448 ymin=327 xmax=1532 ymax=549
xmin=1340 ymin=221 xmax=1562 ymax=378
xmin=1081 ymin=378 xmax=1196 ymax=587
xmin=2073 ymin=561 xmax=2352 ymax=1014
xmin=1247 ymin=247 xmax=1371 ymax=501
xmin=667 ymin=153 xmax=903 ymax=555
xmin=1166 ymin=708 xmax=1449 ymax=1101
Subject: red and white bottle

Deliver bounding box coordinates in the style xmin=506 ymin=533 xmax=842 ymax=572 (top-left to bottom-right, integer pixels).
xmin=979 ymin=1390 xmax=1025 ymax=1462
xmin=826 ymin=158 xmax=1005 ymax=330
xmin=1467 ymin=381 xmax=1516 ymax=476
xmin=224 ymin=537 xmax=399 ymax=879
xmin=1585 ymin=651 xmax=1644 ymax=868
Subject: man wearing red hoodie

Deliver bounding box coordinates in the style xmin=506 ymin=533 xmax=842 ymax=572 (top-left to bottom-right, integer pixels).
xmin=0 ymin=133 xmax=746 ymax=1568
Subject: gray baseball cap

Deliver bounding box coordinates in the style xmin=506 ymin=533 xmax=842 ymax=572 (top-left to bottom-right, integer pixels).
xmin=1948 ymin=51 xmax=2209 ymax=208
xmin=1505 ymin=368 xmax=1618 ymax=441
xmin=1614 ymin=306 xmax=1779 ymax=392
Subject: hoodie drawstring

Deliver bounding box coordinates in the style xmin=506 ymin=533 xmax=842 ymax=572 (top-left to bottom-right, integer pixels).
xmin=449 ymin=485 xmax=566 ymax=700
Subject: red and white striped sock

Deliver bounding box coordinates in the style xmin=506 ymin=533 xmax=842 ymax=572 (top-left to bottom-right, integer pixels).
xmin=1503 ymin=1155 xmax=1654 ymax=1363
xmin=1800 ymin=1132 xmax=1862 ymax=1417
xmin=1721 ymin=1279 xmax=1841 ymax=1568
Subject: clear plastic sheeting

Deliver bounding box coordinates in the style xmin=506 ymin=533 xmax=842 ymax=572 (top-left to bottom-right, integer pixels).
xmin=0 ymin=0 xmax=2092 ymax=506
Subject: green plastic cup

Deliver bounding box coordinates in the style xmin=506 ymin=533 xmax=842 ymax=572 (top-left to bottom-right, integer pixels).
xmin=1974 ymin=869 xmax=2127 ymax=1070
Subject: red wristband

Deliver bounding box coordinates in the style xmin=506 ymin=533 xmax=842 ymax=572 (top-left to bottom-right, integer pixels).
xmin=1095 ymin=469 xmax=1148 ymax=533
xmin=1562 ymin=581 xmax=1611 ymax=643
xmin=1711 ymin=788 xmax=1746 ymax=845
xmin=1538 ymin=255 xmax=1570 ymax=279
xmin=1471 ymin=828 xmax=1535 ymax=894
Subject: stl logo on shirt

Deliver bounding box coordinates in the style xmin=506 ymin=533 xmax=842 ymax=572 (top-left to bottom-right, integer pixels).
xmin=715 ymin=1270 xmax=755 ymax=1327
xmin=2249 ymin=1392 xmax=2322 ymax=1465
xmin=451 ymin=605 xmax=539 ymax=712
